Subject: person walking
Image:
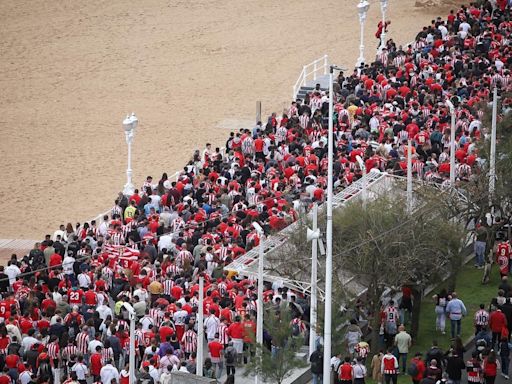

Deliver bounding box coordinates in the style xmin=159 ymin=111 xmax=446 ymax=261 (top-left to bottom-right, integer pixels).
xmin=409 ymin=352 xmax=426 ymax=384
xmin=489 ymin=307 xmax=507 ymax=348
xmin=445 ymin=349 xmax=465 ymax=384
xmin=474 ymin=304 xmax=490 ymax=335
xmin=309 ymin=345 xmax=323 ymax=384
xmin=445 ymin=293 xmax=467 ymax=339
xmin=381 ymin=348 xmax=399 ymax=384
xmin=353 ymin=356 xmax=367 ymax=384
xmin=338 ymin=356 xmax=354 ymax=384
xmin=394 ymin=325 xmax=412 ymax=374
xmin=499 ymin=336 xmax=510 ymax=379
xmin=371 ymin=351 xmax=384 ymax=384
xmin=483 ymin=350 xmax=500 ymax=384
xmin=434 ymin=289 xmax=449 ymax=334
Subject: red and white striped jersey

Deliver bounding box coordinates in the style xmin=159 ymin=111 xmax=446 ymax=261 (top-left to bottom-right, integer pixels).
xmin=163 ymin=279 xmax=174 ymax=296
xmin=497 ymin=242 xmax=511 ymax=259
xmin=149 ymin=308 xmax=163 ymax=326
xmin=47 ymin=341 xmax=60 ymax=359
xmin=181 ymin=329 xmax=198 ymax=353
xmin=299 ymin=114 xmax=310 ymax=129
xmin=101 ymin=347 xmax=114 ymax=365
xmin=176 ymin=250 xmax=193 ymax=267
xmin=474 ymin=309 xmax=489 ymax=326
xmin=76 ymin=332 xmax=90 ymax=354
xmin=218 ymin=323 xmax=230 ymax=345
xmin=62 ymin=345 xmax=78 ymax=361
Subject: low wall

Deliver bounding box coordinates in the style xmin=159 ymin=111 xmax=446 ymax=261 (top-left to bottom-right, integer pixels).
xmin=170 ymin=372 xmax=217 ymax=384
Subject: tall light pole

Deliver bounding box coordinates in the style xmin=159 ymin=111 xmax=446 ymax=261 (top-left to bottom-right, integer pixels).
xmin=489 ymin=86 xmax=498 ymax=200
xmin=121 ymin=303 xmax=136 ymax=384
xmin=407 ymin=139 xmax=413 ymax=214
xmin=378 ymin=0 xmax=389 ymax=54
xmin=324 ymin=64 xmax=343 ymax=384
xmin=253 ymin=222 xmax=265 ymax=384
xmin=308 ymin=203 xmax=319 ymax=357
xmin=445 ymin=100 xmax=456 ymax=185
xmin=356 ymin=0 xmax=370 ymax=69
xmin=196 ymin=276 xmax=204 ymax=377
xmin=122 ymin=112 xmax=138 ymax=196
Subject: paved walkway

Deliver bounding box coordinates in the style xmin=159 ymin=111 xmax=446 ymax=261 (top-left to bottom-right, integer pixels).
xmin=0 ymin=238 xmax=37 ymax=263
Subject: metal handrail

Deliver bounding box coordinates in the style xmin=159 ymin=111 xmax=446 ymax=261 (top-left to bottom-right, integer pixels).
xmin=292 ymin=54 xmax=329 ymax=100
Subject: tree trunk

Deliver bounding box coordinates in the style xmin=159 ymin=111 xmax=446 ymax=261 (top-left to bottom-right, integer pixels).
xmin=410 ymin=286 xmax=423 ymax=339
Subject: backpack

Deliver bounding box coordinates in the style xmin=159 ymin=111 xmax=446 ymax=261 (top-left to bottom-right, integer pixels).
xmin=408 ymin=361 xmax=419 ymax=376
xmin=225 ymin=348 xmax=235 ymax=364
xmin=292 ymin=321 xmax=301 ymax=337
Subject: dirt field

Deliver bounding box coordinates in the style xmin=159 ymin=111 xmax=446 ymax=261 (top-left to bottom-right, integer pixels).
xmin=0 ymin=0 xmax=453 ymax=239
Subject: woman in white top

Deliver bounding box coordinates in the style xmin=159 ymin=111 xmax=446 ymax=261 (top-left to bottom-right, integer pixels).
xmin=353 ymin=356 xmax=368 ymax=384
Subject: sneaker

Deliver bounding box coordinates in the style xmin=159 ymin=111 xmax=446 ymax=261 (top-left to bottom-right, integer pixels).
xmin=505 ymin=374 xmax=510 ymax=380
xmin=441 ymin=331 xmax=446 ymax=335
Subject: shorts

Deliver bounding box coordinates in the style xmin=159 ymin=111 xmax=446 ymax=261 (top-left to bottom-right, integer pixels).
xmin=232 ymin=338 xmax=243 ymax=354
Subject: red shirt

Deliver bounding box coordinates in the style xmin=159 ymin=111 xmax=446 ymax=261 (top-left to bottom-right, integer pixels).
xmin=19 ymin=317 xmax=33 ymax=335
xmin=68 ymin=289 xmax=84 ymax=305
xmin=90 ymin=353 xmax=102 ymax=375
xmin=0 ymin=375 xmax=10 ymax=384
xmin=208 ymin=341 xmax=224 ymax=358
xmin=5 ymin=354 xmax=19 ymax=369
xmin=49 ymin=253 xmax=62 ymax=268
xmin=159 ymin=325 xmax=174 ymax=342
xmin=84 ymin=290 xmax=98 ymax=306
xmin=242 ymin=320 xmax=256 ymax=343
xmin=41 ymin=298 xmax=56 ymax=312
xmin=227 ymin=322 xmax=244 ymax=339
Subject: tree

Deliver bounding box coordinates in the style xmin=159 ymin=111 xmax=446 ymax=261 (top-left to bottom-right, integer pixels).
xmin=243 ymin=307 xmax=308 ymax=384
xmin=331 ymin=195 xmax=464 ymax=344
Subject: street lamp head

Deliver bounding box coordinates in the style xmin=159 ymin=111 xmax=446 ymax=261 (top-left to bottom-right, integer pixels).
xmin=123 ymin=115 xmax=133 ymax=132
xmin=358 ymin=0 xmax=370 ymax=16
xmin=380 ymin=0 xmax=388 ymax=12
xmin=130 ymin=112 xmax=138 ymax=130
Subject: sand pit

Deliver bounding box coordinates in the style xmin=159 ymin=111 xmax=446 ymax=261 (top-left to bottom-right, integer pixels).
xmin=0 ymin=0 xmax=458 ymax=239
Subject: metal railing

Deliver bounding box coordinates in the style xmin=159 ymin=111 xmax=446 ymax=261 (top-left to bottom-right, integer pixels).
xmin=292 ymin=54 xmax=329 ymax=100
xmin=225 ymin=170 xmax=389 ymax=298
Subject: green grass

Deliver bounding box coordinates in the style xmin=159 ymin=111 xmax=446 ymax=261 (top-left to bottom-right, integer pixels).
xmin=366 ymin=264 xmax=499 ymax=384
xmin=410 ymin=264 xmax=498 ymax=354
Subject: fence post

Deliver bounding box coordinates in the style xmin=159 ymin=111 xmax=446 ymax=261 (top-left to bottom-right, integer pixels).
xmin=302 ymin=66 xmax=307 ymax=86
xmin=256 ymin=101 xmax=261 ymax=124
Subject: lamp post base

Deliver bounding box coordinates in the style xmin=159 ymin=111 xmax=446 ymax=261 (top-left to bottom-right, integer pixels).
xmin=123 ymin=182 xmax=135 ymax=196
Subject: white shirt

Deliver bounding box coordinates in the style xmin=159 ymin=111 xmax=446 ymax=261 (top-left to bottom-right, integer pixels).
xmin=19 ymin=370 xmax=33 ymax=384
xmin=204 ymin=315 xmax=220 ymax=340
xmin=158 ymin=235 xmax=174 ymax=252
xmin=89 ymin=339 xmax=104 ymax=354
xmin=140 ymin=315 xmax=154 ymax=331
xmin=5 ymin=265 xmax=21 ymax=286
xmin=96 ymin=304 xmax=113 ymax=321
xmin=77 ymin=273 xmax=91 ymax=288
xmin=62 ymin=256 xmax=75 ymax=275
xmin=148 ymin=365 xmax=160 ymax=382
xmin=133 ymin=288 xmax=149 ymax=303
xmin=52 ymin=229 xmax=67 ymax=242
xmin=21 ymin=336 xmax=38 ymax=352
xmin=72 ymin=362 xmax=89 ymax=380
xmin=100 ymin=364 xmax=119 ymax=384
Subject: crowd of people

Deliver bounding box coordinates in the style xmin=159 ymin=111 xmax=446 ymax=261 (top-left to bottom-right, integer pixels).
xmin=0 ymin=0 xmax=511 ymax=383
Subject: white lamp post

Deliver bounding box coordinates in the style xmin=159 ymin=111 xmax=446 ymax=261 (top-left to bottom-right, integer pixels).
xmin=121 ymin=303 xmax=136 ymax=384
xmin=445 ymin=100 xmax=456 ymax=186
xmin=356 ymin=0 xmax=370 ymax=69
xmin=252 ymin=222 xmax=265 ymax=384
xmin=378 ymin=0 xmax=389 ymax=54
xmin=122 ymin=112 xmax=138 ymax=196
xmin=489 ymin=86 xmax=498 ymax=200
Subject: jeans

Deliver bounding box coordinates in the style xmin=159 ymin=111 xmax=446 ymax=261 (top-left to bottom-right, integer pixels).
xmin=312 ymin=373 xmax=322 ymax=384
xmin=502 ymin=356 xmax=510 ymax=376
xmin=399 ymin=353 xmax=408 ymax=373
xmin=384 ymin=373 xmax=397 ymax=384
xmin=474 ymin=241 xmax=486 ymax=266
xmin=451 ymin=319 xmax=461 ymax=338
xmin=435 ymin=306 xmax=446 ymax=332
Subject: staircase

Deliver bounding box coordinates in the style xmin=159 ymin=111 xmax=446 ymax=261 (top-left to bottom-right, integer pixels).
xmin=295 ymin=74 xmax=330 ymax=101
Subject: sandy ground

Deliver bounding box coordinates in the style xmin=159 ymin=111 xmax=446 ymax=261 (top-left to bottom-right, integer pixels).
xmin=0 ymin=0 xmax=456 ymax=239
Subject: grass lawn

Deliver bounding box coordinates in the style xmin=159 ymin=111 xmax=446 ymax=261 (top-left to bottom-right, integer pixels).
xmin=366 ymin=264 xmax=500 ymax=384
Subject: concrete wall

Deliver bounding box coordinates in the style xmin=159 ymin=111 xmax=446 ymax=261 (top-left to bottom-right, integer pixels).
xmin=170 ymin=372 xmax=217 ymax=384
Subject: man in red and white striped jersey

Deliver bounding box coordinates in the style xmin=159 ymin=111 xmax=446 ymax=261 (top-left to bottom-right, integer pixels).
xmin=76 ymin=326 xmax=91 ymax=362
xmin=181 ymin=325 xmax=198 ymax=358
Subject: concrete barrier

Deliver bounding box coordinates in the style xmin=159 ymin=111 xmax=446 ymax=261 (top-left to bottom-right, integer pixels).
xmin=170 ymin=372 xmax=217 ymax=384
